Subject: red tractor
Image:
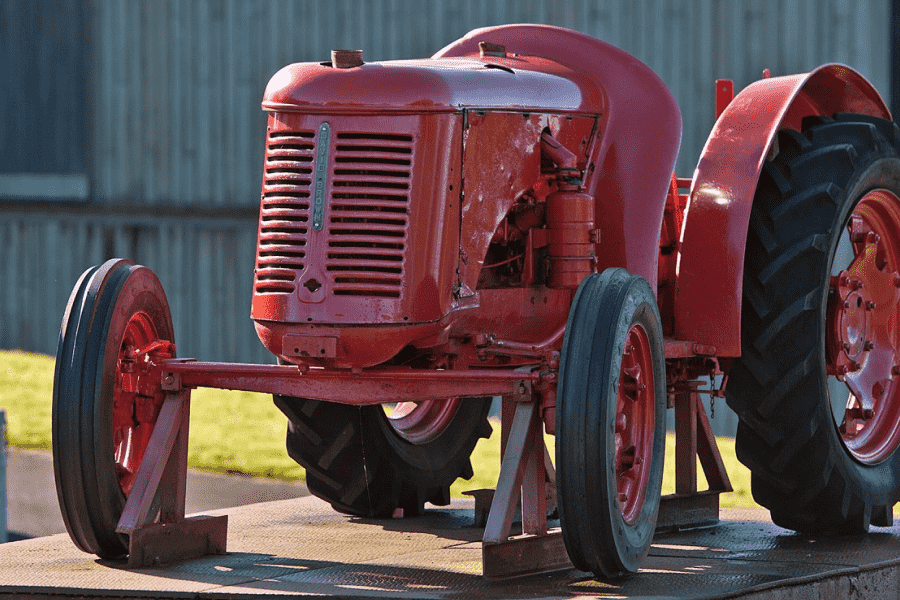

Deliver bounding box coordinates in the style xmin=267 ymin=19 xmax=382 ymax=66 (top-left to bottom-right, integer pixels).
xmin=52 ymin=24 xmax=900 ymax=579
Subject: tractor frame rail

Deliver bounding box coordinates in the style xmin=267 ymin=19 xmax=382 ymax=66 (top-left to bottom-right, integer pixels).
xmin=158 ymin=359 xmax=544 ymax=403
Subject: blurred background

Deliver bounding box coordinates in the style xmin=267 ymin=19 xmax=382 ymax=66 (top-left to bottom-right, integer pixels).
xmin=1 ymin=0 xmax=898 ymax=436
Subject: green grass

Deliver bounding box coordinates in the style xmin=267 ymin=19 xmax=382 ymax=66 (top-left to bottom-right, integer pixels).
xmin=451 ymin=425 xmax=757 ymax=509
xmin=0 ymin=349 xmax=303 ymax=480
xmin=2 ymin=349 xmax=756 ymax=508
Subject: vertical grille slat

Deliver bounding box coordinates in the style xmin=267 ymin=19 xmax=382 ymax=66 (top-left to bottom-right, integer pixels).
xmin=255 ymin=128 xmax=413 ymax=300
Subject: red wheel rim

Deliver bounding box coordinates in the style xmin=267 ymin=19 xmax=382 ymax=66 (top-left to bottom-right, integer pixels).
xmin=615 ymin=324 xmax=655 ymax=523
xmin=112 ymin=312 xmax=166 ymax=496
xmin=826 ymin=190 xmax=900 ymax=464
xmin=384 ymin=399 xmax=461 ymax=444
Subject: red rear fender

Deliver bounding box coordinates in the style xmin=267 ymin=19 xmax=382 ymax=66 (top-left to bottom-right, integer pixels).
xmin=675 ymin=64 xmax=891 ymax=356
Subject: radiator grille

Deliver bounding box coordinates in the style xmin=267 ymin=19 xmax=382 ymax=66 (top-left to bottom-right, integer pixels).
xmin=327 ymin=133 xmax=412 ymax=298
xmin=255 ymin=129 xmax=412 ymax=299
xmin=255 ymin=130 xmax=314 ymax=294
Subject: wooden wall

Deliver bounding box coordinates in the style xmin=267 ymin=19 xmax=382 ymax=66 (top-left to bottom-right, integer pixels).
xmin=84 ymin=0 xmax=892 ymax=208
xmin=0 ymin=0 xmax=86 ymax=176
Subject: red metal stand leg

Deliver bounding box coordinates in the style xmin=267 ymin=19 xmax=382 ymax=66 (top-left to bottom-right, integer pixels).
xmin=658 ymin=381 xmax=732 ymax=531
xmin=482 ymin=397 xmax=569 ymax=579
xmin=116 ymin=390 xmax=228 ymax=567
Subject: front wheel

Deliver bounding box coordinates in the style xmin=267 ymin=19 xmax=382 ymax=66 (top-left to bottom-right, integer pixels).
xmin=727 ymin=113 xmax=900 ymax=532
xmin=556 ymin=269 xmax=667 ymax=578
xmin=53 ymin=259 xmax=175 ymax=558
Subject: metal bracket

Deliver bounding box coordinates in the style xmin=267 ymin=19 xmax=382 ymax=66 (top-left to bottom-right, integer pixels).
xmin=116 ymin=390 xmax=227 ymax=567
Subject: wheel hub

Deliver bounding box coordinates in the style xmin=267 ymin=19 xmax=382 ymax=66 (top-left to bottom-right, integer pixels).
xmin=384 ymin=399 xmax=460 ymax=445
xmin=615 ymin=324 xmax=655 ymax=523
xmin=112 ymin=315 xmax=174 ymax=496
xmin=826 ymin=190 xmax=900 ymax=463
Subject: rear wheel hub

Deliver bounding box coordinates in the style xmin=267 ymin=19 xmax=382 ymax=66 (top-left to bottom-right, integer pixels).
xmin=827 ymin=190 xmax=900 ymax=463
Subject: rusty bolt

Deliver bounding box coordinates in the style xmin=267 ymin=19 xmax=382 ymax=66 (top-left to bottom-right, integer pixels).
xmin=517 ymin=382 xmax=528 ymax=396
xmin=164 ymin=374 xmax=174 ymax=385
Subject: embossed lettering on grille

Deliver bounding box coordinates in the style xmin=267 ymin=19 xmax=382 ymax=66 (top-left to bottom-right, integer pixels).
xmin=326 ymin=133 xmax=412 ymax=298
xmin=255 ymin=130 xmax=314 ymax=294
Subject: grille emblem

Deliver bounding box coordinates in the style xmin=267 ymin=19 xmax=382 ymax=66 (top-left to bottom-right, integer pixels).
xmin=312 ymin=122 xmax=331 ymax=231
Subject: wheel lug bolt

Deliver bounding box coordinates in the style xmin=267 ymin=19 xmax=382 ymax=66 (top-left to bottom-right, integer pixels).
xmin=843 ymin=342 xmax=852 ymax=352
xmin=840 ymin=275 xmax=851 ymax=287
xmin=865 ymin=301 xmax=877 ymax=311
xmin=864 ymin=340 xmax=875 ymax=351
xmin=850 ymin=360 xmax=861 ymax=371
xmin=863 ymin=409 xmax=875 ymax=419
xmin=867 ymin=231 xmax=880 ymax=244
xmin=844 ymin=300 xmax=852 ymax=309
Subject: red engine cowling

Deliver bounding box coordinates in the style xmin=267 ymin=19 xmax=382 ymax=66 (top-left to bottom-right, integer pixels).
xmin=251 ymin=25 xmax=681 ymax=369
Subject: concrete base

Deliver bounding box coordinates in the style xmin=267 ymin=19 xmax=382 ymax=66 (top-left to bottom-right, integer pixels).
xmin=1 ymin=497 xmax=899 ymax=599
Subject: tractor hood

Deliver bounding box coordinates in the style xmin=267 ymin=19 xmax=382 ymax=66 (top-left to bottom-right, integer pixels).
xmin=262 ymin=55 xmax=602 ymax=114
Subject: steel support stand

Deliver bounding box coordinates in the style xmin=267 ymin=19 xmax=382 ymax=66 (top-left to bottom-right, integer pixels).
xmin=481 ymin=395 xmax=569 ymax=579
xmin=116 ymin=390 xmax=228 ymax=567
xmin=658 ymin=380 xmax=733 ymax=531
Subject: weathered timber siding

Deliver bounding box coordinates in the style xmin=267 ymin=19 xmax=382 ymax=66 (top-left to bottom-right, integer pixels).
xmin=0 ymin=208 xmax=268 ymax=364
xmin=85 ymin=0 xmax=892 ymax=207
xmin=0 ymin=0 xmax=87 ymax=175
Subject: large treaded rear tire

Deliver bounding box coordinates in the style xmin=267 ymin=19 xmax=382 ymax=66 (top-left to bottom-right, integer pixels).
xmin=726 ymin=113 xmax=900 ymax=532
xmin=274 ymin=395 xmax=492 ymax=517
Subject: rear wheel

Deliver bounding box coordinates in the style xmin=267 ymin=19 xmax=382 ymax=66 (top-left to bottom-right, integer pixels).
xmin=556 ymin=269 xmax=666 ymax=578
xmin=275 ymin=395 xmax=492 ymax=517
xmin=727 ymin=113 xmax=900 ymax=532
xmin=53 ymin=259 xmax=174 ymax=557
